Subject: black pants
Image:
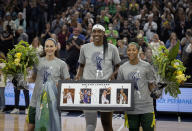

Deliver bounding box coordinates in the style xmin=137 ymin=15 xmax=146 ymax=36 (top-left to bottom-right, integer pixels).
xmin=100 ymin=112 xmax=113 ymax=131
xmin=14 ymin=88 xmax=29 ymax=109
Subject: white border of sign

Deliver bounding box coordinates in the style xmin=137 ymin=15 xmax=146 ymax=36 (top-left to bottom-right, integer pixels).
xmin=58 ymin=80 xmax=134 ymax=111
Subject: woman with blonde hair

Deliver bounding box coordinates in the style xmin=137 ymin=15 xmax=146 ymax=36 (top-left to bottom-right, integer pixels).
xmin=30 ymin=36 xmax=43 ymax=56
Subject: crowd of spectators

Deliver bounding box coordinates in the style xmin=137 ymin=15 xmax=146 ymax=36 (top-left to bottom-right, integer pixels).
xmin=0 ymin=0 xmax=192 ymax=82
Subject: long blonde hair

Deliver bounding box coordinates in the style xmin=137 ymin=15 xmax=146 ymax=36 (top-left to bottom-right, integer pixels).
xmin=31 ymin=36 xmax=41 ymax=48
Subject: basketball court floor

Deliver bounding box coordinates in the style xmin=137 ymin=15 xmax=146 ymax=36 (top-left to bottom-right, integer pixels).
xmin=0 ymin=112 xmax=192 ymax=131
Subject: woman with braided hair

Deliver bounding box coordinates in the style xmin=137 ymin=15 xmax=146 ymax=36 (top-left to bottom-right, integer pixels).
xmin=75 ymin=24 xmax=121 ymax=131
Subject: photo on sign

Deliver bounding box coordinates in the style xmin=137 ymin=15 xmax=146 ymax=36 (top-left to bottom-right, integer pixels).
xmin=116 ymin=88 xmax=128 ymax=104
xmin=59 ymin=80 xmax=134 ymax=111
xmin=80 ymin=88 xmax=92 ymax=104
xmin=63 ymin=89 xmax=75 ymax=104
xmin=99 ymin=87 xmax=111 ymax=104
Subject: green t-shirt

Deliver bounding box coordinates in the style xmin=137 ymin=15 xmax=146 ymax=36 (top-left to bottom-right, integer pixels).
xmin=105 ymin=30 xmax=119 ymax=46
xmin=109 ymin=5 xmax=116 ymax=16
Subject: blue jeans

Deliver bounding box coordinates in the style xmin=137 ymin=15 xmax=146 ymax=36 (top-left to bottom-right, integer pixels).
xmin=0 ymin=88 xmax=5 ymax=109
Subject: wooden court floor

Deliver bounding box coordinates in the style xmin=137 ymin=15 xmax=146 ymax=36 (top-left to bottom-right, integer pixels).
xmin=0 ymin=113 xmax=192 ymax=131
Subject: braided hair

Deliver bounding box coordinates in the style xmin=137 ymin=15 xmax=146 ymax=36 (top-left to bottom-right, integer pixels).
xmin=103 ymin=35 xmax=108 ymax=61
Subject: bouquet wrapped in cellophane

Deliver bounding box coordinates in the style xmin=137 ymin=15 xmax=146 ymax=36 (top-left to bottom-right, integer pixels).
xmin=0 ymin=40 xmax=38 ymax=89
xmin=152 ymin=41 xmax=190 ymax=98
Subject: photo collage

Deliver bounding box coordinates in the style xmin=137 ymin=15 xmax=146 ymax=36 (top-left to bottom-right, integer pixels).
xmin=62 ymin=87 xmax=128 ymax=105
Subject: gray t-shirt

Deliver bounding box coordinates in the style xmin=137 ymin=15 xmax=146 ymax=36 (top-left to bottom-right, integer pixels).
xmin=118 ymin=45 xmax=127 ymax=58
xmin=117 ymin=60 xmax=155 ymax=114
xmin=78 ymin=42 xmax=121 ymax=80
xmin=30 ymin=57 xmax=70 ymax=107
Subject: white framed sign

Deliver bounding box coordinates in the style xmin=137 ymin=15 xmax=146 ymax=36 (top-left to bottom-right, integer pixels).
xmin=58 ymin=80 xmax=134 ymax=111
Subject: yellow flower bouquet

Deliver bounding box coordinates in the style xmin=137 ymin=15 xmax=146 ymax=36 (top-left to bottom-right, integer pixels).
xmin=0 ymin=40 xmax=38 ymax=89
xmin=152 ymin=41 xmax=190 ymax=97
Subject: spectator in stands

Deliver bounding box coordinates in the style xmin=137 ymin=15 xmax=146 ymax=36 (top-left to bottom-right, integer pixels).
xmin=60 ymin=11 xmax=68 ymax=24
xmin=122 ymin=37 xmax=129 ymax=45
xmin=149 ymin=34 xmax=164 ymax=55
xmin=77 ymin=23 xmax=84 ymax=35
xmin=175 ymin=7 xmax=187 ymax=40
xmin=113 ymin=0 xmax=120 ymax=4
xmin=58 ymin=24 xmax=70 ymax=58
xmin=104 ymin=6 xmax=112 ymax=19
xmin=0 ymin=25 xmax=14 ymax=55
xmin=83 ymin=12 xmax=94 ymax=29
xmin=117 ymin=40 xmax=128 ymax=64
xmin=88 ymin=4 xmax=95 ymax=16
xmin=14 ymin=12 xmax=26 ymax=32
xmin=69 ymin=14 xmax=78 ymax=33
xmin=3 ymin=12 xmax=16 ymax=33
xmin=181 ymin=29 xmax=192 ymax=66
xmin=36 ymin=0 xmax=47 ymax=34
xmin=74 ymin=10 xmax=83 ymax=24
xmin=186 ymin=2 xmax=192 ymax=28
xmin=28 ymin=2 xmax=40 ymax=38
xmin=66 ymin=27 xmax=84 ymax=78
xmin=128 ymin=16 xmax=137 ymax=41
xmin=85 ymin=23 xmax=93 ymax=43
xmin=143 ymin=14 xmax=157 ymax=42
xmin=108 ymin=0 xmax=116 ymax=16
xmin=181 ymin=29 xmax=192 ymax=52
xmin=183 ymin=39 xmax=192 ymax=82
xmin=151 ymin=2 xmax=160 ymax=23
xmin=69 ymin=25 xmax=85 ymax=41
xmin=41 ymin=23 xmax=52 ymax=47
xmin=120 ymin=20 xmax=130 ymax=39
xmin=105 ymin=23 xmax=119 ymax=45
xmin=129 ymin=0 xmax=139 ymax=16
xmin=30 ymin=36 xmax=43 ymax=56
xmin=134 ymin=9 xmax=147 ymax=28
xmin=112 ymin=5 xmax=124 ymax=22
xmin=165 ymin=2 xmax=176 ymax=14
xmin=95 ymin=0 xmax=106 ymax=15
xmin=51 ymin=14 xmax=63 ymax=35
xmin=160 ymin=8 xmax=175 ymax=42
xmin=112 ymin=19 xmax=120 ymax=32
xmin=51 ymin=33 xmax=61 ymax=51
xmin=137 ymin=33 xmax=148 ymax=54
xmin=16 ymin=26 xmax=28 ymax=43
xmin=144 ymin=47 xmax=153 ymax=64
xmin=99 ymin=10 xmax=110 ymax=28
xmin=120 ymin=0 xmax=128 ymax=17
xmin=165 ymin=32 xmax=182 ymax=60
xmin=132 ymin=19 xmax=142 ymax=39
xmin=81 ymin=1 xmax=90 ymax=16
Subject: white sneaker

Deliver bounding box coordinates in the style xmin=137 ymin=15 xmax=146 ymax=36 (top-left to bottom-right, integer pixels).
xmin=25 ymin=109 xmax=28 ymax=115
xmin=10 ymin=108 xmax=19 ymax=114
xmin=0 ymin=109 xmax=4 ymax=113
